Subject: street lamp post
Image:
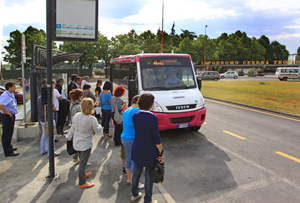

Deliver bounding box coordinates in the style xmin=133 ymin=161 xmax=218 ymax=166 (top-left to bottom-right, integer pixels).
xmin=204 ymin=25 xmax=208 ymax=71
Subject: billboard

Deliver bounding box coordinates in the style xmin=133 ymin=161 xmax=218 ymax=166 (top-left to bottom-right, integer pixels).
xmin=53 ymin=0 xmax=98 ymax=42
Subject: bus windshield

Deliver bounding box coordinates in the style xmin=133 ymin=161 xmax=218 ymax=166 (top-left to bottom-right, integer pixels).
xmin=140 ymin=57 xmax=196 ymax=90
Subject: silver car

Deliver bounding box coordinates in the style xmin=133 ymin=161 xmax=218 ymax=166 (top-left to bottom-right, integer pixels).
xmin=198 ymin=71 xmax=220 ymax=81
xmin=220 ymin=71 xmax=238 ymax=79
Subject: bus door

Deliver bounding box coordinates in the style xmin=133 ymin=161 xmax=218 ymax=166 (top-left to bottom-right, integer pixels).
xmin=128 ymin=63 xmax=137 ymax=106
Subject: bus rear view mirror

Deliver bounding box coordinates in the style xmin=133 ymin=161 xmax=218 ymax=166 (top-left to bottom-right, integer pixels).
xmin=129 ymin=79 xmax=136 ymax=92
xmin=197 ymin=78 xmax=202 ymax=91
xmin=129 ymin=79 xmax=137 ymax=106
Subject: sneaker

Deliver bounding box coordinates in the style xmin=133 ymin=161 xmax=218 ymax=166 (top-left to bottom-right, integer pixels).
xmin=131 ymin=192 xmax=142 ymax=203
xmin=121 ymin=167 xmax=127 ymax=175
xmin=54 ymin=152 xmax=60 ymax=157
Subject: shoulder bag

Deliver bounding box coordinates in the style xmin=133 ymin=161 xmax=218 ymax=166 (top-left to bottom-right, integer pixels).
xmin=66 ymin=138 xmax=77 ymax=155
xmin=66 ymin=103 xmax=78 ymax=155
xmin=114 ymin=98 xmax=123 ymax=125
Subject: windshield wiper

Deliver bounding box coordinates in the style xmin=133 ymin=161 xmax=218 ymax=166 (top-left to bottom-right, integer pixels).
xmin=145 ymin=87 xmax=170 ymax=90
xmin=171 ymin=86 xmax=191 ymax=89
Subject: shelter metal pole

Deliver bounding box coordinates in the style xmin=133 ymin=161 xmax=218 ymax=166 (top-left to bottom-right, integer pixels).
xmin=46 ymin=0 xmax=55 ymax=179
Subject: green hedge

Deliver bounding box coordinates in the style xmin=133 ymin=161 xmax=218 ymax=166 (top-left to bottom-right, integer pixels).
xmin=2 ymin=68 xmax=92 ymax=79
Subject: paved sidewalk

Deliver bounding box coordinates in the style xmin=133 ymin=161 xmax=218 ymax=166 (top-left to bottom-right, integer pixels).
xmin=0 ymin=123 xmax=168 ymax=203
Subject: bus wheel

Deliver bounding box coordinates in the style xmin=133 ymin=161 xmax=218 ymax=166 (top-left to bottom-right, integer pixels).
xmin=283 ymin=77 xmax=288 ymax=81
xmin=189 ymin=126 xmax=201 ymax=131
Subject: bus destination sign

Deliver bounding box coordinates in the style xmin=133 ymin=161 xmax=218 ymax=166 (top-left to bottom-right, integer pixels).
xmin=151 ymin=59 xmax=182 ymax=66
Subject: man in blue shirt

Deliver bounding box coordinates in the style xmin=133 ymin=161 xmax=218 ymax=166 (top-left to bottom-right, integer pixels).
xmin=165 ymin=70 xmax=181 ymax=84
xmin=0 ymin=82 xmax=19 ymax=157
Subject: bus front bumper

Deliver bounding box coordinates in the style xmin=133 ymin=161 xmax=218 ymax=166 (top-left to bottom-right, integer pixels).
xmin=154 ymin=108 xmax=206 ymax=131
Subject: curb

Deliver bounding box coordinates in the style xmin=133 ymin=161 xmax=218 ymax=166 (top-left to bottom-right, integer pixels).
xmin=204 ymin=96 xmax=300 ymax=119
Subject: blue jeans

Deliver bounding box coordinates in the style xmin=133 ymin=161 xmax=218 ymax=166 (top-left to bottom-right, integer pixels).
xmin=132 ymin=164 xmax=153 ymax=203
xmin=40 ymin=122 xmax=55 ymax=156
xmin=40 ymin=122 xmax=48 ymax=154
xmin=121 ymin=139 xmax=135 ymax=173
xmin=101 ymin=109 xmax=111 ymax=134
xmin=53 ymin=111 xmax=58 ymax=126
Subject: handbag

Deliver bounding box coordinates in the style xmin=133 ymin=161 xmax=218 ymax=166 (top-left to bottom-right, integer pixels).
xmin=151 ymin=150 xmax=164 ymax=184
xmin=95 ymin=97 xmax=102 ymax=107
xmin=114 ymin=99 xmax=123 ymax=124
xmin=66 ymin=138 xmax=77 ymax=155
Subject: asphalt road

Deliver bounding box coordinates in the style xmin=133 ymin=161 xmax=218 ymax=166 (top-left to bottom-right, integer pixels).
xmin=158 ymin=98 xmax=300 ymax=203
xmin=72 ymin=79 xmax=300 ymax=203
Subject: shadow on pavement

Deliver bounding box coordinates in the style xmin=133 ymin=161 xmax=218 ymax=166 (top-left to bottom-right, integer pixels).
xmin=160 ymin=128 xmax=237 ymax=202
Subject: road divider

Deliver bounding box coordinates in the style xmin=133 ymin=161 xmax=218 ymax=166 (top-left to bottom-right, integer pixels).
xmin=275 ymin=151 xmax=300 ymax=163
xmin=223 ymin=130 xmax=246 ymax=140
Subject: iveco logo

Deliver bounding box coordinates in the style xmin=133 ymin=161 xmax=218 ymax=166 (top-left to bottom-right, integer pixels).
xmin=176 ymin=105 xmax=190 ymax=110
xmin=173 ymin=96 xmax=185 ymax=99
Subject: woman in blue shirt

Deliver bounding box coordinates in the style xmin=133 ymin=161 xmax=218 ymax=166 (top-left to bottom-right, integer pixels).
xmin=100 ymin=81 xmax=113 ymax=138
xmin=131 ymin=93 xmax=164 ymax=203
xmin=121 ymin=95 xmax=142 ymax=185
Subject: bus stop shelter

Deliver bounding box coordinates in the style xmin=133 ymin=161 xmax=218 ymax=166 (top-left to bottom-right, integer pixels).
xmin=30 ymin=52 xmax=83 ymax=122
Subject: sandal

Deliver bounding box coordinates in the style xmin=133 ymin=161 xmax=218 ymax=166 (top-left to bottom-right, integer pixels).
xmin=105 ymin=133 xmax=112 ymax=138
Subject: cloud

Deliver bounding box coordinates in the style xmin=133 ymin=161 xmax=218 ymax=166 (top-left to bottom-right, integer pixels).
xmin=3 ymin=0 xmax=46 ymax=26
xmin=99 ymin=0 xmax=238 ymax=38
xmin=119 ymin=0 xmax=238 ymax=25
xmin=270 ymin=32 xmax=300 ymax=39
xmin=245 ymin=0 xmax=300 ymax=13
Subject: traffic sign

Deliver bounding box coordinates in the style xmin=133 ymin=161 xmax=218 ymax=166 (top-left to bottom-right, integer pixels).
xmin=25 ymin=85 xmax=30 ymax=93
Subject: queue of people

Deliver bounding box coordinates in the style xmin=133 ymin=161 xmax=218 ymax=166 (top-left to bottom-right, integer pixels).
xmin=0 ymin=78 xmax=163 ymax=203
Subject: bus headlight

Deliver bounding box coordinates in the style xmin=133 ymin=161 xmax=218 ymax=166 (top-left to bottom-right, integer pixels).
xmin=199 ymin=96 xmax=205 ymax=108
xmin=152 ymin=102 xmax=163 ymax=112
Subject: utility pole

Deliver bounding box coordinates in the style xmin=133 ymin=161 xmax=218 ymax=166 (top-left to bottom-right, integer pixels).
xmin=204 ymin=25 xmax=208 ymax=71
xmin=161 ymin=0 xmax=164 ymax=53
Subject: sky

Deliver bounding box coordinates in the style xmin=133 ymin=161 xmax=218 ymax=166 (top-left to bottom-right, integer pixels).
xmin=1 ymin=0 xmax=300 ymax=64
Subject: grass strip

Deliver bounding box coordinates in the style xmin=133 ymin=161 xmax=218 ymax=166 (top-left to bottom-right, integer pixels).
xmin=201 ymin=81 xmax=300 ymax=116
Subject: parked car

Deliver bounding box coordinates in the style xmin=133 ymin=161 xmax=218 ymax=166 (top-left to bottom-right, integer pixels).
xmin=122 ymin=76 xmax=128 ymax=84
xmin=220 ymin=71 xmax=239 ymax=79
xmin=198 ymin=71 xmax=220 ymax=81
xmin=0 ymin=85 xmax=24 ymax=103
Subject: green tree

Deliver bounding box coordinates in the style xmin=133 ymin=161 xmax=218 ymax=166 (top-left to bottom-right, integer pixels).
xmin=269 ymin=41 xmax=289 ymax=62
xmin=176 ymin=37 xmax=196 ymax=60
xmin=138 ymin=30 xmax=160 ymax=53
xmin=249 ymin=37 xmax=266 ymax=61
xmin=170 ymin=22 xmax=176 ymax=36
xmin=257 ymin=35 xmax=272 ymax=61
xmin=95 ymin=33 xmax=111 ymax=77
xmin=296 ymin=47 xmax=300 ymax=61
xmin=214 ymin=39 xmax=237 ymax=61
xmin=4 ymin=26 xmax=48 ymax=68
xmin=60 ymin=41 xmax=97 ymax=69
xmin=180 ymin=29 xmax=197 ymax=41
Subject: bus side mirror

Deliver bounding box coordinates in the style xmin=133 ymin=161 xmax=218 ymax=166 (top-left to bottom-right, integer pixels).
xmin=197 ymin=77 xmax=202 ymax=91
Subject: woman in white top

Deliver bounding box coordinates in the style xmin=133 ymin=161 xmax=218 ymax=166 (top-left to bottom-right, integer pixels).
xmin=66 ymin=98 xmax=103 ymax=189
xmin=53 ymin=80 xmax=62 ymax=125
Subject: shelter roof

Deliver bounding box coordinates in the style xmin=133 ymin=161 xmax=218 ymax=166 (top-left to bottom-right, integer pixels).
xmin=34 ymin=52 xmax=83 ymax=69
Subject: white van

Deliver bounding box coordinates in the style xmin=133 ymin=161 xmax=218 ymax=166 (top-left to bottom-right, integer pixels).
xmin=275 ymin=67 xmax=300 ymax=81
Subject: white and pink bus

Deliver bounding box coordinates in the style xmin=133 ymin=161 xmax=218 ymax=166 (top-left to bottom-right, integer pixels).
xmin=110 ymin=53 xmax=206 ymax=131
